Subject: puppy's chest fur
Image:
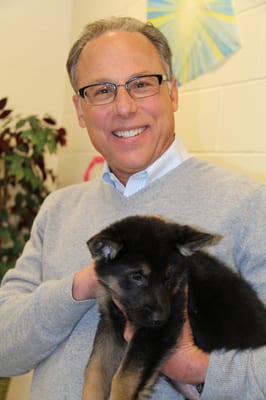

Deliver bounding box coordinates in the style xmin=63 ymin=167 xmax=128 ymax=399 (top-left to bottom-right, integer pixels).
xmin=82 ymin=216 xmax=266 ymax=400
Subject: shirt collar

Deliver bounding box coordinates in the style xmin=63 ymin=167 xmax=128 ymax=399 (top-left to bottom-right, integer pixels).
xmin=102 ymin=135 xmax=189 ymax=197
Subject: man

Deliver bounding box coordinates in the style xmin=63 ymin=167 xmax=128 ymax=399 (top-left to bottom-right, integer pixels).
xmin=0 ymin=17 xmax=265 ymax=400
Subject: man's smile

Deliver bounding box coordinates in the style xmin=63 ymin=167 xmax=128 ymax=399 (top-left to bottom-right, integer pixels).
xmin=112 ymin=126 xmax=146 ymax=138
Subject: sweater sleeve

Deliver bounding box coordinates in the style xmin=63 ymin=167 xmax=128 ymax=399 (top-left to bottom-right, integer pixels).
xmin=202 ymin=348 xmax=266 ymax=400
xmin=202 ymin=186 xmax=266 ymax=400
xmin=0 ymin=203 xmax=95 ymax=377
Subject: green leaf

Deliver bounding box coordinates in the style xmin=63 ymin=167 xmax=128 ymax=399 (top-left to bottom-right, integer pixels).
xmin=0 ymin=209 xmax=9 ymax=223
xmin=16 ymin=118 xmax=28 ymax=129
xmin=35 ymin=130 xmax=47 ymax=153
xmin=28 ymin=115 xmax=41 ymax=132
xmin=7 ymin=157 xmax=25 ymax=181
xmin=0 ymin=226 xmax=12 ymax=244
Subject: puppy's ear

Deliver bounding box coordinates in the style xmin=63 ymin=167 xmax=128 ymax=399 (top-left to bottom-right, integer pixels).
xmin=87 ymin=235 xmax=123 ymax=261
xmin=176 ymin=225 xmax=214 ymax=257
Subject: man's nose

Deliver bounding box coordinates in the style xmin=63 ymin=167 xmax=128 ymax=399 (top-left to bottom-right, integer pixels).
xmin=112 ymin=86 xmax=137 ymax=116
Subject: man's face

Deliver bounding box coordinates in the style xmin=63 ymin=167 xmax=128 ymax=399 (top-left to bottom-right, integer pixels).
xmin=73 ymin=31 xmax=178 ymax=185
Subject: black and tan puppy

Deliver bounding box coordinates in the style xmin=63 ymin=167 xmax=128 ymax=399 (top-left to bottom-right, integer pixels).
xmin=82 ymin=215 xmax=266 ymax=400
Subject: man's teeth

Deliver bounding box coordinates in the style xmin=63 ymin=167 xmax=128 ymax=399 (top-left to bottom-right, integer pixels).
xmin=113 ymin=127 xmax=145 ymax=138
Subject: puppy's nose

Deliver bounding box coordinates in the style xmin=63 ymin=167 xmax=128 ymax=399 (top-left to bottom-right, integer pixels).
xmin=142 ymin=306 xmax=166 ymax=326
xmin=150 ymin=310 xmax=169 ymax=326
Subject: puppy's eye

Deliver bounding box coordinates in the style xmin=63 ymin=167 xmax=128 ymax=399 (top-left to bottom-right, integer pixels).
xmin=129 ymin=272 xmax=146 ymax=285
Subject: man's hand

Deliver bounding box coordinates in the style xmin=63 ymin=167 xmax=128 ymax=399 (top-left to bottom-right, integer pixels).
xmin=161 ymin=316 xmax=209 ymax=384
xmin=162 ymin=286 xmax=209 ymax=384
xmin=123 ymin=313 xmax=209 ymax=384
xmin=72 ymin=262 xmax=98 ymax=301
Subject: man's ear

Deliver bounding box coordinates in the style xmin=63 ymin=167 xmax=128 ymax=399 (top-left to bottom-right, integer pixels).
xmin=169 ymin=77 xmax=178 ymax=112
xmin=87 ymin=235 xmax=123 ymax=261
xmin=72 ymin=94 xmax=87 ymax=128
xmin=175 ymin=225 xmax=215 ymax=257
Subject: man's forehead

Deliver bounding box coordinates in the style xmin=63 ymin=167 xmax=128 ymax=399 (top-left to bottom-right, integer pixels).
xmin=76 ymin=31 xmax=164 ymax=86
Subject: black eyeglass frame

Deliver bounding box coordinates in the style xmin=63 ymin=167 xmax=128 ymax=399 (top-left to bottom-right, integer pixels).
xmin=78 ymin=74 xmax=168 ymax=105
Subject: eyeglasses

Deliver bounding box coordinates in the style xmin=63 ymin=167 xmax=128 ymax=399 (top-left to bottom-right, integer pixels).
xmin=78 ymin=74 xmax=168 ymax=106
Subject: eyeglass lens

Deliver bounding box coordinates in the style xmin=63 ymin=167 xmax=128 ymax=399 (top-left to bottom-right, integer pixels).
xmin=81 ymin=75 xmax=164 ymax=105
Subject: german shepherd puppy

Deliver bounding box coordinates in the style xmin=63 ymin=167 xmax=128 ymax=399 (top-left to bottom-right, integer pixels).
xmin=82 ymin=215 xmax=266 ymax=400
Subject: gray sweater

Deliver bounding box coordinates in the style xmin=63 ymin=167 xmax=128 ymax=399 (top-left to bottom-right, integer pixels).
xmin=0 ymin=157 xmax=266 ymax=400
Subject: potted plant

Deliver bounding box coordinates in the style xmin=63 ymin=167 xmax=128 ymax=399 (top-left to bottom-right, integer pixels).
xmin=0 ymin=97 xmax=67 ymax=282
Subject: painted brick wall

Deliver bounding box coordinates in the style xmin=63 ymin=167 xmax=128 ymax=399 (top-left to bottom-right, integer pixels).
xmin=177 ymin=0 xmax=266 ymax=182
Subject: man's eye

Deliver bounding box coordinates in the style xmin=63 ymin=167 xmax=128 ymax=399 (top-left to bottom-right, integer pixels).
xmin=134 ymin=80 xmax=150 ymax=89
xmin=94 ymin=85 xmax=113 ymax=96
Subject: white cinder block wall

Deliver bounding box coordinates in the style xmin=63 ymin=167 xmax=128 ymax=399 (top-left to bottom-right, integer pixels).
xmin=176 ymin=0 xmax=266 ymax=183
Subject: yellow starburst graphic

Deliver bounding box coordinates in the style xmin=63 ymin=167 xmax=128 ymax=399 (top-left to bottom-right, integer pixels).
xmin=147 ymin=0 xmax=240 ymax=85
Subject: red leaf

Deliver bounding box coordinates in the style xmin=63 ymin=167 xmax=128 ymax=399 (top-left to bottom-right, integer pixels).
xmin=0 ymin=137 xmax=10 ymax=153
xmin=43 ymin=116 xmax=56 ymax=125
xmin=0 ymin=98 xmax=8 ymax=110
xmin=0 ymin=109 xmax=12 ymax=119
xmin=56 ymin=127 xmax=67 ymax=146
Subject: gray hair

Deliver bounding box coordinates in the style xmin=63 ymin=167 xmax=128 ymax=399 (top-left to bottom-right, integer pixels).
xmin=66 ymin=16 xmax=173 ymax=91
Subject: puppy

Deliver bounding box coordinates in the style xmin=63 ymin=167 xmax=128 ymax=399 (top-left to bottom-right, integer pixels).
xmin=82 ymin=215 xmax=266 ymax=400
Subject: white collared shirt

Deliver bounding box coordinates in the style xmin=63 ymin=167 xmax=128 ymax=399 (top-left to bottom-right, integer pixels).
xmin=102 ymin=135 xmax=189 ymax=197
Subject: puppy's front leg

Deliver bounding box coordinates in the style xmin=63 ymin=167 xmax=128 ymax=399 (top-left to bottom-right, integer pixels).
xmin=110 ymin=361 xmax=153 ymax=399
xmin=82 ymin=347 xmax=111 ymax=399
xmin=82 ymin=315 xmax=126 ymax=400
xmin=109 ymin=327 xmax=167 ymax=400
